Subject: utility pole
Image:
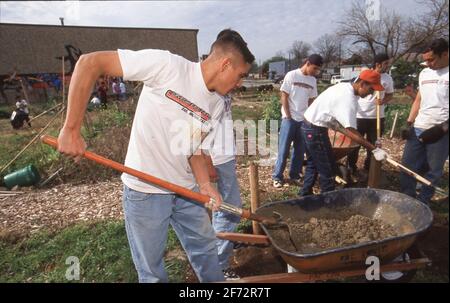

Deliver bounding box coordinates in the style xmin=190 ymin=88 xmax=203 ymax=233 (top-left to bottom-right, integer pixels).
xmin=338 ymin=42 xmax=341 ymax=69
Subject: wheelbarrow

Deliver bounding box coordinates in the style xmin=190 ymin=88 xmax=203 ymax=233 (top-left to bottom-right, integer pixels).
xmin=217 ymin=188 xmax=433 ymax=282
xmin=329 ymin=129 xmax=359 ymax=161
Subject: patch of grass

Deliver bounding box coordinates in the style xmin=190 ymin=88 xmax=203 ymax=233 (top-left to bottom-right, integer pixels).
xmin=0 ymin=130 xmax=61 ymax=180
xmin=232 ymin=105 xmax=263 ymax=122
xmin=384 ymin=104 xmax=411 ymax=137
xmin=0 ymin=220 xmax=189 ymax=283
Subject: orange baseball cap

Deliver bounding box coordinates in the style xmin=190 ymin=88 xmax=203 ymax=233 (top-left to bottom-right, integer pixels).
xmin=358 ymin=69 xmax=384 ymax=91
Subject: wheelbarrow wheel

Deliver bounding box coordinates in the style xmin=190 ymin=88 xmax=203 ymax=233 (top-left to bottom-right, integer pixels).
xmin=378 ymin=245 xmax=421 ymax=283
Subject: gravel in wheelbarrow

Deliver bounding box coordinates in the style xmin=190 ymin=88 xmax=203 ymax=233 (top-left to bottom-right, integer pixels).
xmin=270 ymin=214 xmax=399 ymax=254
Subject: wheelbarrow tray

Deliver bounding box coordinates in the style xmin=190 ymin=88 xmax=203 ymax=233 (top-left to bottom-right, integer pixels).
xmin=256 ymin=188 xmax=433 ymax=273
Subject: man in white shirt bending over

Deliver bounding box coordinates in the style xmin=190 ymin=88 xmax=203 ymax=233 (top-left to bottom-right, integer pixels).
xmin=56 ymin=29 xmax=254 ymax=282
xmin=401 ymin=38 xmax=449 ymax=204
xmin=272 ymin=54 xmax=322 ymax=188
xmin=301 ymin=70 xmax=386 ymax=196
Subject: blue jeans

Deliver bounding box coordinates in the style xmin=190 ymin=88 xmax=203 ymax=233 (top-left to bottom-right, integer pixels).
xmin=212 ymin=159 xmax=242 ymax=270
xmin=400 ymin=127 xmax=449 ymax=204
xmin=272 ymin=118 xmax=305 ymax=181
xmin=300 ymin=122 xmax=336 ymax=196
xmin=122 ymin=185 xmax=224 ymax=283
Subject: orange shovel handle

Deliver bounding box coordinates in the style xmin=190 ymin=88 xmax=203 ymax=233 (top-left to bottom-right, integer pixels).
xmin=41 ymin=135 xmax=211 ymax=205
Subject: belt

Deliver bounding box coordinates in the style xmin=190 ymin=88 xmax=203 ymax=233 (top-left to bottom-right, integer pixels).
xmin=303 ymin=119 xmax=328 ymax=132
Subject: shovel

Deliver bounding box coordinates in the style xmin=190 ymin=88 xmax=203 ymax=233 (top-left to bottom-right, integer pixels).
xmin=41 ymin=135 xmax=296 ymax=238
xmin=335 ymin=127 xmax=448 ymax=197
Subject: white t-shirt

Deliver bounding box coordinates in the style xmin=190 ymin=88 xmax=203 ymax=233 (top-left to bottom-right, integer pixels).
xmin=280 ymin=69 xmax=318 ymax=122
xmin=112 ymin=82 xmax=119 ymax=94
xmin=357 ymin=73 xmax=394 ymax=119
xmin=210 ymin=94 xmax=235 ymax=166
xmin=119 ymin=82 xmax=126 ymax=93
xmin=118 ymin=49 xmax=225 ymax=194
xmin=304 ymin=83 xmax=359 ymax=129
xmin=414 ymin=66 xmax=449 ymax=130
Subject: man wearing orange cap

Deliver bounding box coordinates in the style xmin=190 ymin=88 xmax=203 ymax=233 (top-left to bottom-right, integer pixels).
xmin=300 ymin=69 xmax=386 ymax=196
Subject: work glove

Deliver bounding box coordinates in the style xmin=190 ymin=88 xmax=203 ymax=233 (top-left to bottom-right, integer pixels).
xmin=372 ymin=148 xmax=388 ymax=161
xmin=401 ymin=122 xmax=413 ymax=140
xmin=418 ymin=119 xmax=449 ymax=144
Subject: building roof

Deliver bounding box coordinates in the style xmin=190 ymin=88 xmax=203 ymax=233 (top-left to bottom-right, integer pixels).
xmin=0 ymin=23 xmax=199 ymax=75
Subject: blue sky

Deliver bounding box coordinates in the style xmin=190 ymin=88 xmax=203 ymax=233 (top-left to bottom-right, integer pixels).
xmin=0 ymin=0 xmax=423 ymax=63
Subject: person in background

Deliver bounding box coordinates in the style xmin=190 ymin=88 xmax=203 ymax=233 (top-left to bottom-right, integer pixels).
xmin=272 ymin=54 xmax=323 ymax=188
xmin=97 ymin=80 xmax=108 ymax=109
xmin=204 ymin=93 xmax=242 ymax=280
xmin=300 ymin=70 xmax=386 ymax=196
xmin=347 ymin=53 xmax=395 ymax=177
xmin=400 ymin=38 xmax=449 ymax=204
xmin=119 ymin=79 xmax=127 ymax=101
xmin=11 ymin=97 xmax=31 ymax=129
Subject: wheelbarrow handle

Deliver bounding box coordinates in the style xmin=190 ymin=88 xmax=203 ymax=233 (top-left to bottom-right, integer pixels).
xmin=41 ymin=135 xmax=276 ymax=224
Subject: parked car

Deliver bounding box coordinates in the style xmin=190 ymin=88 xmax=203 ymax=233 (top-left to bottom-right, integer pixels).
xmin=330 ymin=75 xmax=342 ymax=85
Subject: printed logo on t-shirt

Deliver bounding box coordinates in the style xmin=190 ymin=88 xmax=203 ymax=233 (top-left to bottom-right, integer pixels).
xmin=421 ymin=79 xmax=439 ymax=85
xmin=165 ymin=90 xmax=211 ymax=124
xmin=293 ymin=82 xmax=314 ymax=89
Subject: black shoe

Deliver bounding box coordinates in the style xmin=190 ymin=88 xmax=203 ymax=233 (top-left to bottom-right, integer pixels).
xmin=223 ymin=268 xmax=240 ymax=280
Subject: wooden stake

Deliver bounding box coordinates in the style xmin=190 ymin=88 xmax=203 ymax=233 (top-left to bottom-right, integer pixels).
xmin=19 ymin=78 xmax=30 ymax=103
xmin=61 ymin=56 xmax=65 ymax=127
xmin=249 ymin=162 xmax=261 ymax=235
xmin=367 ymin=155 xmax=382 ymax=188
xmin=390 ymin=111 xmax=399 ymax=139
xmin=369 ymin=90 xmax=382 ymax=188
xmin=375 ymin=91 xmax=381 ymax=139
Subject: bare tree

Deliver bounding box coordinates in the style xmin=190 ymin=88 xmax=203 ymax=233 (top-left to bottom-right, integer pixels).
xmin=314 ymin=34 xmax=340 ymax=66
xmin=275 ymin=50 xmax=287 ymax=59
xmin=289 ymin=40 xmax=312 ymax=67
xmin=338 ymin=0 xmax=449 ymax=63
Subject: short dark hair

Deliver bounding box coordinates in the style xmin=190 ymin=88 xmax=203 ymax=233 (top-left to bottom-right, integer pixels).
xmin=422 ymin=38 xmax=449 ymax=56
xmin=306 ymin=54 xmax=323 ymax=67
xmin=373 ymin=53 xmax=390 ymax=67
xmin=210 ymin=29 xmax=255 ymax=64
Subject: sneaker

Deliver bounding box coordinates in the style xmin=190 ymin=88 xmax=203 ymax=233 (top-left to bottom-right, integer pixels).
xmin=273 ymin=180 xmax=283 ymax=188
xmin=223 ymin=268 xmax=240 ymax=281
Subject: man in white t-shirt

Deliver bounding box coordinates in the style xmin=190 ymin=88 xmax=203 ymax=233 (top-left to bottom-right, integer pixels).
xmin=401 ymin=38 xmax=449 ymax=204
xmin=272 ymin=54 xmax=322 ymax=188
xmin=56 ymin=29 xmax=254 ymax=282
xmin=300 ymin=70 xmax=386 ymax=196
xmin=348 ymin=53 xmax=395 ymax=173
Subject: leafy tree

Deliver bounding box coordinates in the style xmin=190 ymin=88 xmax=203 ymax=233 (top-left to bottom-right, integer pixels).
xmin=390 ymin=59 xmax=422 ymax=88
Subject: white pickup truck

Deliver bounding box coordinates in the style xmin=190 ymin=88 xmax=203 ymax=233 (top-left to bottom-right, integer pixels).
xmin=330 ymin=75 xmax=342 ymax=85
